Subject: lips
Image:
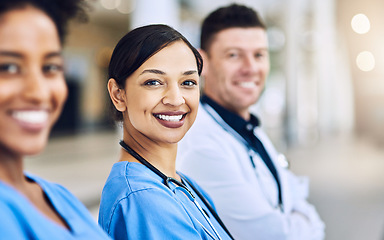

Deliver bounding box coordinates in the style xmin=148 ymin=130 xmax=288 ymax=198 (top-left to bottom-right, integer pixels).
xmin=11 ymin=110 xmax=49 ymax=131
xmin=153 ymin=112 xmax=187 ymax=128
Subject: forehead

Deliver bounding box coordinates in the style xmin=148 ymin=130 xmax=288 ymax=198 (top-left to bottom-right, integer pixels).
xmin=210 ymin=27 xmax=268 ymax=52
xmin=138 ymin=41 xmax=197 ymax=71
xmin=0 ymin=7 xmax=60 ymax=53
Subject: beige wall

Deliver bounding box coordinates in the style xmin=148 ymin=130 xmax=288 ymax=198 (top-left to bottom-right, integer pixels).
xmin=337 ymin=0 xmax=384 ymax=144
xmin=64 ymin=9 xmax=129 ymax=127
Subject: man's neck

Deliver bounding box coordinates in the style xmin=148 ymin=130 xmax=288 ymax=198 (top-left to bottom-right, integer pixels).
xmin=201 ymin=94 xmax=251 ymax=120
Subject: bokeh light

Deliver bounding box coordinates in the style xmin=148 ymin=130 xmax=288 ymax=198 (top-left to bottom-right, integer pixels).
xmin=356 ymin=51 xmax=375 ymax=71
xmin=117 ymin=0 xmax=136 ymax=14
xmin=100 ymin=0 xmax=121 ymax=10
xmin=351 ymin=13 xmax=370 ymax=34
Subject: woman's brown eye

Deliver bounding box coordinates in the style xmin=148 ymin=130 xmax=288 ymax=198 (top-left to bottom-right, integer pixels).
xmin=144 ymin=80 xmax=161 ymax=86
xmin=182 ymin=80 xmax=197 ymax=86
xmin=0 ymin=63 xmax=19 ymax=74
xmin=43 ymin=64 xmax=63 ymax=74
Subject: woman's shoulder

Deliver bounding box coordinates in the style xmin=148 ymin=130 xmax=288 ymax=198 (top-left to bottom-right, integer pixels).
xmin=25 ymin=173 xmax=82 ymax=205
xmin=100 ymin=161 xmax=174 ymax=215
xmin=0 ymin=175 xmax=110 ymax=240
xmin=99 ymin=164 xmax=186 ymax=234
xmin=0 ymin=173 xmax=78 ymax=206
xmin=0 ymin=180 xmax=26 ymax=212
xmin=102 ymin=161 xmax=167 ymax=196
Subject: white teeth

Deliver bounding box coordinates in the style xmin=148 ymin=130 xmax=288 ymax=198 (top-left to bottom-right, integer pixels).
xmin=12 ymin=110 xmax=48 ymax=124
xmin=156 ymin=114 xmax=183 ymax=122
xmin=239 ymin=82 xmax=256 ymax=89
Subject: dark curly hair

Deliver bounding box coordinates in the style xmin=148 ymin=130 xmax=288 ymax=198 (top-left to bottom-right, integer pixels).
xmin=109 ymin=24 xmax=203 ymax=121
xmin=201 ymin=3 xmax=266 ymax=52
xmin=0 ymin=0 xmax=88 ymax=43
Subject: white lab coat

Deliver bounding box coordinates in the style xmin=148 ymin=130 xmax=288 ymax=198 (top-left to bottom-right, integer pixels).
xmin=177 ymin=103 xmax=325 ymax=240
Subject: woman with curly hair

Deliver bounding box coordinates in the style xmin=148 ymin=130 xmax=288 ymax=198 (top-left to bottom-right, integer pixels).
xmin=0 ymin=0 xmax=110 ymax=239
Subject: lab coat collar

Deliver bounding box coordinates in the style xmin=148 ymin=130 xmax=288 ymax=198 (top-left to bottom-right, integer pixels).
xmin=200 ymin=95 xmax=260 ymax=133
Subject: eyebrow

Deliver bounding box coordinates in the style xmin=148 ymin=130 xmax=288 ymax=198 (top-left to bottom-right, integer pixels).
xmin=45 ymin=52 xmax=62 ymax=59
xmin=140 ymin=69 xmax=198 ymax=76
xmin=224 ymin=47 xmax=269 ymax=52
xmin=258 ymin=48 xmax=269 ymax=52
xmin=0 ymin=51 xmax=23 ymax=58
xmin=183 ymin=70 xmax=198 ymax=75
xmin=0 ymin=51 xmax=62 ymax=59
xmin=140 ymin=69 xmax=165 ymax=75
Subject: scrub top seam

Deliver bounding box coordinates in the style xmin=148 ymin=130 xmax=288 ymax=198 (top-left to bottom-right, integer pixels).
xmin=106 ymin=186 xmax=166 ymax=233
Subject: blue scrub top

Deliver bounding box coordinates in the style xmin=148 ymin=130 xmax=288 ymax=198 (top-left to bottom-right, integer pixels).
xmin=98 ymin=161 xmax=232 ymax=240
xmin=0 ymin=173 xmax=111 ymax=240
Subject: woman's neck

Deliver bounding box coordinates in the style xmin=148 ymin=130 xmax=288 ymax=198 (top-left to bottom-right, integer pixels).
xmin=0 ymin=150 xmax=70 ymax=229
xmin=0 ymin=152 xmax=26 ymax=189
xmin=120 ymin=134 xmax=179 ymax=180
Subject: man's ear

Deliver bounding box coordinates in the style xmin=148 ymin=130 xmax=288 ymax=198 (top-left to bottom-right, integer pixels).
xmin=107 ymin=78 xmax=126 ymax=112
xmin=198 ymin=48 xmax=209 ymax=77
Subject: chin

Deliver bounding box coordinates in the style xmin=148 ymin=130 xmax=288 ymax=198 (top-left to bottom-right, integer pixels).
xmin=241 ymin=96 xmax=260 ymax=108
xmin=163 ymin=135 xmax=185 ymax=145
xmin=23 ymin=144 xmax=46 ymax=156
xmin=18 ymin=136 xmax=49 ymax=156
xmin=166 ymin=138 xmax=183 ymax=145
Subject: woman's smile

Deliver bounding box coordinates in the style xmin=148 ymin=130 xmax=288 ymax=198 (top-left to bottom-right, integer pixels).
xmin=153 ymin=111 xmax=187 ymax=128
xmin=11 ymin=109 xmax=49 ymax=132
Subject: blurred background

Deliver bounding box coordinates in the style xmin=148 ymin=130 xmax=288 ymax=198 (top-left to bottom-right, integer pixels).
xmin=25 ymin=0 xmax=384 ymax=239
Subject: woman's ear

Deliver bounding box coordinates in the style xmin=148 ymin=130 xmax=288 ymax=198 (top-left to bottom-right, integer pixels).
xmin=107 ymin=78 xmax=126 ymax=112
xmin=198 ymin=49 xmax=209 ymax=77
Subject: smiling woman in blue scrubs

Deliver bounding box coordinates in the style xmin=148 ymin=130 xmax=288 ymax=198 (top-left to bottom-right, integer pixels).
xmin=0 ymin=0 xmax=110 ymax=239
xmin=98 ymin=24 xmax=233 ymax=240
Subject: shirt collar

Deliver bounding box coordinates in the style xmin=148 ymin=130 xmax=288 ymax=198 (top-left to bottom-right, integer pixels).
xmin=201 ymin=95 xmax=260 ymax=133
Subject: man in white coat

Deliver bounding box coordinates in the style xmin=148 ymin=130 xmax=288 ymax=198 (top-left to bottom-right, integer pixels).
xmin=177 ymin=4 xmax=325 ymax=240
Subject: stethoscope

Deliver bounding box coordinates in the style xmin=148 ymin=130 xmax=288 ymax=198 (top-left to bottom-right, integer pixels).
xmin=201 ymin=102 xmax=286 ymax=211
xmin=119 ymin=140 xmax=234 ymax=240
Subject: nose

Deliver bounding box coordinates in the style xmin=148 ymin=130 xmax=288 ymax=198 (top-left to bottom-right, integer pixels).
xmin=22 ymin=68 xmax=49 ymax=103
xmin=162 ymin=84 xmax=185 ymax=106
xmin=241 ymin=55 xmax=259 ymax=74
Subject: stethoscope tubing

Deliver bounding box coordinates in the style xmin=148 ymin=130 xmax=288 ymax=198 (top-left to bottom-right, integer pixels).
xmin=119 ymin=140 xmax=234 ymax=240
